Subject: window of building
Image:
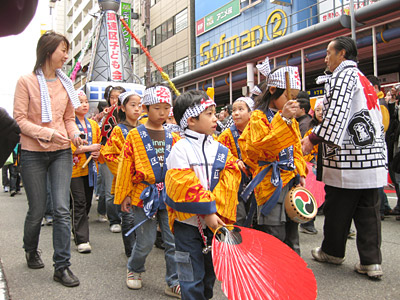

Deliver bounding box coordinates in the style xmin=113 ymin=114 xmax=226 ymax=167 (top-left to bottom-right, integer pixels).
xmin=175 ymin=57 xmax=189 ymax=77
xmin=155 ymin=26 xmax=162 ymax=45
xmin=161 ymin=22 xmax=168 ymax=42
xmin=151 ymin=29 xmax=156 ymax=47
xmin=167 ymin=17 xmax=174 ymax=39
xmin=140 ymin=35 xmax=146 ymax=54
xmin=163 ymin=62 xmax=174 ymax=78
xmin=147 ymin=10 xmax=186 ymax=48
xmin=240 ymin=0 xmax=261 ymax=11
xmin=175 ymin=9 xmax=187 ymax=34
xmin=150 ymin=0 xmax=160 ymax=7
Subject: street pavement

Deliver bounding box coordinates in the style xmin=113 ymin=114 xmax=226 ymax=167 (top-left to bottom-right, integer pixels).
xmin=0 ymin=186 xmax=399 ymax=300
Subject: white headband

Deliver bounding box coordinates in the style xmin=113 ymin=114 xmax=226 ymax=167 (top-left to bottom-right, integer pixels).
xmin=77 ymin=90 xmax=86 ymax=97
xmin=119 ymin=90 xmax=143 ymax=105
xmin=251 ymin=85 xmax=262 ymax=96
xmin=142 ymin=86 xmax=172 ymax=106
xmin=314 ymin=98 xmax=324 ymax=110
xmin=180 ymin=97 xmax=215 ymax=129
xmin=234 ymin=97 xmax=254 ymax=111
xmin=256 ymin=57 xmax=301 ymax=90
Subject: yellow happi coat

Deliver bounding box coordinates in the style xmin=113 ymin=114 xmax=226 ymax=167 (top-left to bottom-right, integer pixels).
xmin=71 ymin=118 xmax=101 ymax=178
xmin=165 ymin=130 xmax=241 ymax=232
xmin=218 ymin=126 xmax=240 ymax=159
xmin=238 ymin=110 xmax=307 ymax=207
xmin=303 ymin=128 xmax=319 ymax=162
xmin=101 ymin=125 xmax=131 ymax=194
xmin=114 ymin=127 xmax=180 ymax=207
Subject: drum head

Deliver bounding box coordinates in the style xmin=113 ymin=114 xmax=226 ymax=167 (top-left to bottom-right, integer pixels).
xmin=285 ymin=187 xmax=317 ymax=223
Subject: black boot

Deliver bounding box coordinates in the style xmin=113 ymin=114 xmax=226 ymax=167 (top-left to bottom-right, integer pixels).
xmin=25 ymin=250 xmax=44 ymax=269
xmin=53 ymin=267 xmax=80 ymax=287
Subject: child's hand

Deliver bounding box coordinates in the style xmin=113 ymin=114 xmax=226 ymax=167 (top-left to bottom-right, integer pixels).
xmin=91 ymin=150 xmax=100 ymax=160
xmin=121 ymin=196 xmax=132 ymax=213
xmin=204 ymin=213 xmax=225 ymax=230
xmin=282 ymin=100 xmax=299 ymax=119
xmin=299 ymin=176 xmax=306 ymax=187
xmin=237 ymin=160 xmax=250 ymax=177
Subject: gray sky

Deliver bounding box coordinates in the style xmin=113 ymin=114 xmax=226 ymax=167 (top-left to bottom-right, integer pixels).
xmin=0 ymin=0 xmax=50 ymax=116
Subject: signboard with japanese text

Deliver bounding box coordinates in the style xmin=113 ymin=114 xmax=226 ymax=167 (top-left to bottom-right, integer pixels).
xmin=318 ymin=0 xmax=372 ymax=22
xmin=121 ymin=2 xmax=131 ymax=57
xmin=196 ymin=0 xmax=240 ymax=36
xmin=106 ymin=11 xmax=123 ymax=81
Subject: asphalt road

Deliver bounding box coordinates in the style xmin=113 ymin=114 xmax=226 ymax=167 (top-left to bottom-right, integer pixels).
xmin=0 ymin=187 xmax=399 ymax=300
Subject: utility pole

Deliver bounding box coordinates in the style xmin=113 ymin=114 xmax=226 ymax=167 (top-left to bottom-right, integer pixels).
xmin=144 ymin=0 xmax=151 ymax=86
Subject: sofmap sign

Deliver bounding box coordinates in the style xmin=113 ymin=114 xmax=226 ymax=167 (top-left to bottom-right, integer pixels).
xmin=196 ymin=0 xmax=318 ymax=67
xmin=199 ymin=9 xmax=288 ymax=66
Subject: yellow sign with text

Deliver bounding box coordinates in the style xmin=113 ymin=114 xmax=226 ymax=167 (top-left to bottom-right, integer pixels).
xmin=199 ymin=9 xmax=287 ymax=66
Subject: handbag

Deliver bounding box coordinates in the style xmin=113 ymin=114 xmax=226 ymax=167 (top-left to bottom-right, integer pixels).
xmin=4 ymin=153 xmax=13 ymax=166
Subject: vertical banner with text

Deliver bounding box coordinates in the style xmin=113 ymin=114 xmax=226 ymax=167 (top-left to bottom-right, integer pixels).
xmin=121 ymin=2 xmax=131 ymax=57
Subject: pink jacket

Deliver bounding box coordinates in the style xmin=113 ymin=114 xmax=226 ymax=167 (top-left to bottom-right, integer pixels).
xmin=13 ymin=72 xmax=80 ymax=152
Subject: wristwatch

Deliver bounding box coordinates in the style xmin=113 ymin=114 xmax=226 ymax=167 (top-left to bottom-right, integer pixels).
xmin=280 ymin=113 xmax=293 ymax=126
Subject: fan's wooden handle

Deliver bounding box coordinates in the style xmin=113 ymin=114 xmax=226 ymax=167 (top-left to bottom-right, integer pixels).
xmin=82 ymin=155 xmax=93 ymax=169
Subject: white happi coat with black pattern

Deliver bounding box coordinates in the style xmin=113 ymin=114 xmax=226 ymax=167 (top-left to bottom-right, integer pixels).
xmin=315 ymin=60 xmax=387 ymax=189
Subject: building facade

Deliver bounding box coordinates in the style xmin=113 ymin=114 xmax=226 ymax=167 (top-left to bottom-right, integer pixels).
xmin=56 ymin=0 xmax=400 ymax=106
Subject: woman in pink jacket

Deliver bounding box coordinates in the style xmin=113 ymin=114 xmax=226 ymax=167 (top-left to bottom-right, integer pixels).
xmin=13 ymin=31 xmax=85 ymax=287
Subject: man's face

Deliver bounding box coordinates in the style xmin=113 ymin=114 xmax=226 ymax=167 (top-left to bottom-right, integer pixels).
xmin=325 ymin=41 xmax=345 ymax=72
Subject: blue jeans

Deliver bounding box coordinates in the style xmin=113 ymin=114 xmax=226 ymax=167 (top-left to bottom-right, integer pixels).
xmin=100 ymin=163 xmax=121 ymax=225
xmin=127 ymin=207 xmax=178 ymax=288
xmin=45 ymin=174 xmax=53 ymax=218
xmin=21 ymin=149 xmax=73 ymax=270
xmin=173 ymin=221 xmax=215 ymax=300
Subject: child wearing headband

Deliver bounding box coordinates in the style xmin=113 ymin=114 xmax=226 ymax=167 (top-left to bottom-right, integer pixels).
xmin=238 ymin=57 xmax=307 ymax=255
xmin=98 ymin=85 xmax=126 ymax=233
xmin=70 ymin=90 xmax=102 ymax=254
xmin=114 ymin=84 xmax=181 ymax=298
xmin=218 ymin=96 xmax=254 ymax=226
xmin=101 ymin=88 xmax=145 ymax=257
xmin=165 ymin=90 xmax=241 ymax=299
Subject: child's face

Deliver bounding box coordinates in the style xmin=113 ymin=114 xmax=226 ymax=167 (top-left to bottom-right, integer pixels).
xmin=314 ymin=105 xmax=323 ymax=123
xmin=166 ymin=116 xmax=177 ymax=124
xmin=75 ymin=96 xmax=89 ymax=116
xmin=121 ymin=95 xmax=141 ymax=124
xmin=270 ymin=88 xmax=299 ymax=110
xmin=232 ymin=101 xmax=251 ymax=130
xmin=144 ymin=102 xmax=171 ymax=126
xmin=189 ymin=106 xmax=217 ymax=135
xmin=109 ymin=90 xmax=121 ymax=106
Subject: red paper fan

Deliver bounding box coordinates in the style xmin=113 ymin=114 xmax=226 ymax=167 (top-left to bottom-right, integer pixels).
xmin=305 ymin=162 xmax=325 ymax=208
xmin=212 ymin=226 xmax=317 ymax=300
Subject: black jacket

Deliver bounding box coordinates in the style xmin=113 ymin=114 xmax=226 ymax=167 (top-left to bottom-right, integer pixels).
xmin=0 ymin=108 xmax=20 ymax=166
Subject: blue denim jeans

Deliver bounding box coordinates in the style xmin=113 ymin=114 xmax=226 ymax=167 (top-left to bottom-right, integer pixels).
xmin=173 ymin=221 xmax=215 ymax=300
xmin=45 ymin=173 xmax=53 ymax=218
xmin=127 ymin=207 xmax=178 ymax=288
xmin=100 ymin=163 xmax=121 ymax=225
xmin=21 ymin=149 xmax=73 ymax=270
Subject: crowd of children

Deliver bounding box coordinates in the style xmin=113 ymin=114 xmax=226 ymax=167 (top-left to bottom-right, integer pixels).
xmin=54 ymin=46 xmax=397 ymax=298
xmin=67 ymin=59 xmax=338 ymax=299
